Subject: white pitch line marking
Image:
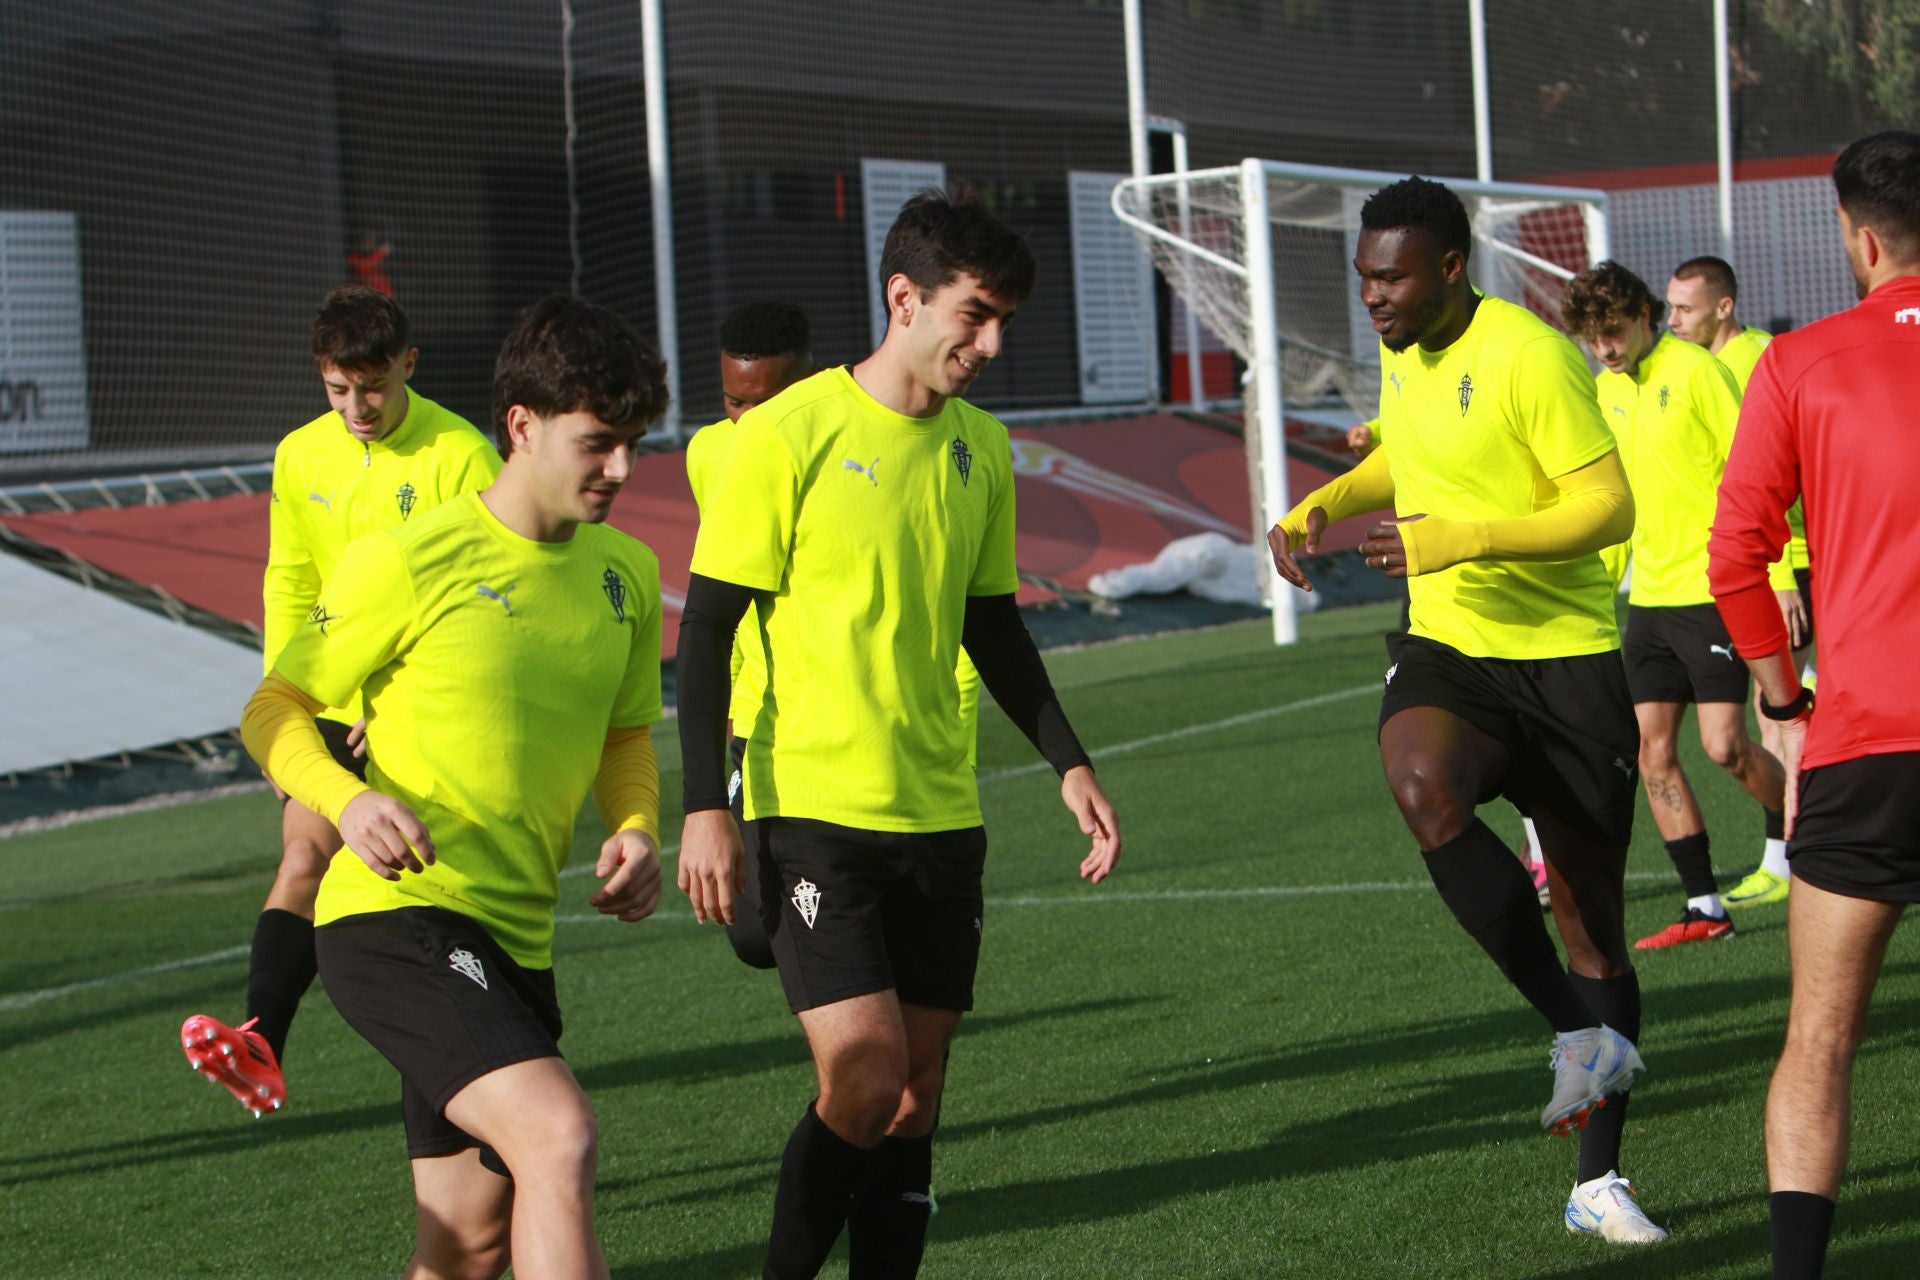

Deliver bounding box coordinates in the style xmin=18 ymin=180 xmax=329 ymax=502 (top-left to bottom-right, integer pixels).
xmin=0 ymin=945 xmax=249 ymax=1014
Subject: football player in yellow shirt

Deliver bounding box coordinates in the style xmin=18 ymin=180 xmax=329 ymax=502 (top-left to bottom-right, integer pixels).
xmin=677 ymin=187 xmax=1121 ymax=1279
xmin=181 ymin=286 xmax=500 ymax=1116
xmin=1668 ymin=256 xmax=1808 ymax=909
xmin=1563 ymin=262 xmax=1789 ymax=950
xmin=240 ymin=296 xmax=669 ymax=1280
xmin=1269 ymin=178 xmax=1664 ymax=1244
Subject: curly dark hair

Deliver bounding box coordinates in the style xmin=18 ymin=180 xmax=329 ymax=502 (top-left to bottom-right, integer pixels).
xmin=1359 ymin=176 xmax=1472 ymax=260
xmin=311 ymin=284 xmax=410 ymax=374
xmin=719 ymin=301 xmax=810 ymax=360
xmin=879 ymin=182 xmax=1037 ymax=306
xmin=491 ymin=295 xmax=669 ymax=453
xmin=1561 ymin=260 xmax=1664 ymax=338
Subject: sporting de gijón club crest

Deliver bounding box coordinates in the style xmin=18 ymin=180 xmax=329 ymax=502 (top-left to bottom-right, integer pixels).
xmin=1659 ymin=385 xmax=1670 ymax=410
xmin=602 ymin=568 xmax=626 ymax=621
xmin=396 ymin=482 xmax=417 ymax=520
xmin=951 ymin=438 xmax=972 ymax=486
xmin=791 ymin=877 xmax=821 ymax=928
xmin=1458 ymin=374 xmax=1474 ymax=416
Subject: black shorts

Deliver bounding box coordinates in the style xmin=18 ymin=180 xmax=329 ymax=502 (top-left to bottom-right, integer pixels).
xmin=1623 ymin=604 xmax=1749 ymax=705
xmin=281 ymin=718 xmax=368 ymax=805
xmin=752 ymin=817 xmax=988 ymax=1015
xmin=1380 ymin=635 xmax=1640 ymax=846
xmin=1789 ymin=752 xmax=1920 ymax=903
xmin=315 ymin=907 xmax=563 ymax=1165
xmin=723 ymin=739 xmax=777 ymax=969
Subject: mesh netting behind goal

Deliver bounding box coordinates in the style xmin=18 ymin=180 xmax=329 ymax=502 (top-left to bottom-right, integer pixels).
xmin=1113 ymin=161 xmax=1608 ymax=425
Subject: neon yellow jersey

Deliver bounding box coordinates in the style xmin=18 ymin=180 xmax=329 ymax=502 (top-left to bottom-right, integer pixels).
xmin=265 ymin=391 xmax=501 ymax=722
xmin=691 ymin=366 xmax=1016 ymax=831
xmin=1376 ymin=295 xmax=1620 ymax=659
xmin=1717 ymin=328 xmax=1809 ymax=570
xmin=1715 ymin=327 xmax=1772 ymax=393
xmin=276 ymin=493 xmax=663 ymax=968
xmin=1598 ymin=333 xmax=1750 ymax=607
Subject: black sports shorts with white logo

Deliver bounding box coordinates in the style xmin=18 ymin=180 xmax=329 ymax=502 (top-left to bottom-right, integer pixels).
xmin=752 ymin=817 xmax=987 ymax=1015
xmin=1623 ymin=603 xmax=1749 ymax=704
xmin=1380 ymin=635 xmax=1640 ymax=847
xmin=315 ymin=906 xmax=562 ymax=1169
xmin=280 ymin=718 xmax=368 ymax=805
xmin=1789 ymin=752 xmax=1920 ymax=903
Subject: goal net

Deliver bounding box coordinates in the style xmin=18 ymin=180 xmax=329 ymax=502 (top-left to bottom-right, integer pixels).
xmin=1111 ymin=160 xmax=1609 ymax=643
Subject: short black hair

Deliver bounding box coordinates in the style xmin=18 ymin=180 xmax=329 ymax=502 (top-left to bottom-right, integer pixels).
xmin=878 ymin=182 xmax=1037 ymax=306
xmin=1673 ymin=255 xmax=1739 ymax=302
xmin=491 ymin=294 xmax=669 ymax=453
xmin=719 ymin=301 xmax=811 ymax=360
xmin=1562 ymin=260 xmax=1666 ymax=336
xmin=1833 ymin=130 xmax=1920 ymax=263
xmin=1360 ymin=176 xmax=1472 ymax=260
xmin=311 ymin=284 xmax=410 ymax=373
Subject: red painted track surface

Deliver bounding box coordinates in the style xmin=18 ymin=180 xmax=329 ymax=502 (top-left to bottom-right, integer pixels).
xmin=3 ymin=414 xmax=1365 ymax=657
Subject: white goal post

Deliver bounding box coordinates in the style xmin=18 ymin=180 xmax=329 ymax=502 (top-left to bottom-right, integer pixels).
xmin=1111 ymin=159 xmax=1610 ymax=645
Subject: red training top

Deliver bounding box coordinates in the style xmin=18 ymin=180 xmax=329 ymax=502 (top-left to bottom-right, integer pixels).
xmin=1708 ymin=273 xmax=1920 ymax=769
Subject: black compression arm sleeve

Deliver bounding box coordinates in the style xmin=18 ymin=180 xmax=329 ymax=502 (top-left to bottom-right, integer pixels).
xmin=677 ymin=573 xmax=755 ymax=813
xmin=961 ymin=593 xmax=1092 ymax=777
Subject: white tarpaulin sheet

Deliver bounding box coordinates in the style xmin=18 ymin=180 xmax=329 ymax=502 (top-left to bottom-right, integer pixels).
xmin=0 ymin=551 xmax=259 ymax=773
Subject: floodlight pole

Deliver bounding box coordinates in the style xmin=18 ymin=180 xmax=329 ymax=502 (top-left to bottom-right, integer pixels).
xmin=1240 ymin=158 xmax=1297 ymax=646
xmin=1469 ymin=0 xmax=1493 ymax=181
xmin=1713 ymin=0 xmax=1735 ymax=262
xmin=1124 ymin=0 xmax=1149 ymax=183
xmin=641 ymin=0 xmax=683 ymax=442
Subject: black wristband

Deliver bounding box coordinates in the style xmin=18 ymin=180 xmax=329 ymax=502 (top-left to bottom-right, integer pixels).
xmin=1759 ymin=686 xmax=1814 ymax=721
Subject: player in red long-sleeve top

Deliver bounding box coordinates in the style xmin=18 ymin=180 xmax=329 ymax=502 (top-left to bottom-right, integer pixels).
xmin=1707 ymin=130 xmax=1920 ymax=1280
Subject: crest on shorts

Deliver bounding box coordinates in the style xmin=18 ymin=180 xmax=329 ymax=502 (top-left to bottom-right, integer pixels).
xmin=952 ymin=438 xmax=973 ymax=486
xmin=396 ymin=482 xmax=417 ymax=520
xmin=791 ymin=877 xmax=821 ymax=929
xmin=449 ymin=947 xmax=489 ymax=990
xmin=602 ymin=568 xmax=626 ymax=621
xmin=1457 ymin=374 xmax=1474 ymax=416
xmin=1658 ymin=385 xmax=1670 ymax=410
xmin=308 ymin=602 xmax=337 ymax=636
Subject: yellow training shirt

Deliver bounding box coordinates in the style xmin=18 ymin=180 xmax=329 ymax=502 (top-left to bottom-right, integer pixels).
xmin=265 ymin=391 xmax=501 ymax=722
xmin=1597 ymin=332 xmax=1748 ymax=607
xmin=275 ymin=493 xmax=663 ymax=968
xmin=1376 ymin=295 xmax=1620 ymax=659
xmin=690 ymin=410 xmax=985 ymax=762
xmin=1717 ymin=327 xmax=1809 ymax=571
xmin=691 ymin=366 xmax=1016 ymax=831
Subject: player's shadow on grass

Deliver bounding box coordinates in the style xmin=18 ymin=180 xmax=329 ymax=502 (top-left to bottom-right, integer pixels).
xmin=0 ymin=971 xmax=242 ymax=1055
xmin=0 ymin=1099 xmax=398 ymax=1187
xmin=573 ymin=994 xmax=1154 ymax=1096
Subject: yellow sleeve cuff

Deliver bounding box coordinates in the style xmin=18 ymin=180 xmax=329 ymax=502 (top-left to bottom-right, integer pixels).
xmin=594 ymin=725 xmax=661 ymax=844
xmin=1272 ymin=446 xmax=1395 ymax=548
xmin=1399 ymin=450 xmax=1634 ymax=576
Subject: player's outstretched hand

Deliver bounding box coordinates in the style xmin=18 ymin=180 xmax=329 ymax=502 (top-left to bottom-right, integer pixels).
xmin=1267 ymin=507 xmax=1329 ymax=592
xmin=1775 ymin=709 xmax=1809 ymax=839
xmin=338 ymin=791 xmax=434 ymax=880
xmin=676 ymin=807 xmax=745 ymax=925
xmin=591 ymin=829 xmax=662 ymax=923
xmin=1061 ymin=764 xmax=1120 ymax=884
xmin=1359 ymin=513 xmax=1425 ymax=577
xmin=346 ymin=718 xmax=369 ymax=760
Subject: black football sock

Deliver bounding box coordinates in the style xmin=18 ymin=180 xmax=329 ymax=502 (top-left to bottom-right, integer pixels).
xmin=764 ymin=1101 xmax=876 ymax=1280
xmin=1663 ymin=832 xmax=1719 ymax=902
xmin=1422 ymin=820 xmax=1592 ymax=1033
xmin=1569 ymin=968 xmax=1641 ymax=1182
xmin=1770 ymin=1191 xmax=1835 ymax=1279
xmin=848 ymin=1132 xmax=935 ymax=1279
xmin=246 ymin=908 xmax=317 ymax=1062
xmin=1765 ymin=807 xmax=1786 ymax=843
